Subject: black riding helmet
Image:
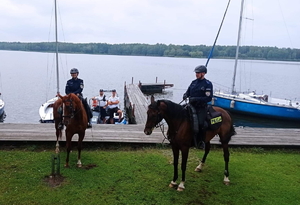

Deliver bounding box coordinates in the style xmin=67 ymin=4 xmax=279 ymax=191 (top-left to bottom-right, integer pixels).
xmin=194 ymin=65 xmax=207 ymax=73
xmin=70 ymin=68 xmax=79 ymax=74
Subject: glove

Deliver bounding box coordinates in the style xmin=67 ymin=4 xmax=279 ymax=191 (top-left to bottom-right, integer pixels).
xmin=189 ymin=97 xmax=196 ymax=103
xmin=183 ymin=93 xmax=188 ymax=100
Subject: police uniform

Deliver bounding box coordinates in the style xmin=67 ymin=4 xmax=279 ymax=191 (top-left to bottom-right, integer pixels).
xmin=65 ymin=78 xmax=84 ymax=96
xmin=65 ymin=76 xmax=92 ymax=126
xmin=184 ymin=78 xmax=213 ymax=128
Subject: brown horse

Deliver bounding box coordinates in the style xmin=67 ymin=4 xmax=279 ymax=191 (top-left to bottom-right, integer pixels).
xmin=144 ymin=97 xmax=236 ymax=191
xmin=53 ymin=93 xmax=88 ymax=167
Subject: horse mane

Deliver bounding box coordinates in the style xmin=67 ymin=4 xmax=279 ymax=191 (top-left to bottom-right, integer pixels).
xmin=69 ymin=93 xmax=82 ymax=109
xmin=158 ymin=100 xmax=187 ymax=120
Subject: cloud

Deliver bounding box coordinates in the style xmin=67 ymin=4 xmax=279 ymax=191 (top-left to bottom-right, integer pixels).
xmin=1 ymin=0 xmax=299 ymax=48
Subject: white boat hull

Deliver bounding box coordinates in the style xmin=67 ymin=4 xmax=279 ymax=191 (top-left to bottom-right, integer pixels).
xmin=39 ymin=97 xmax=58 ymax=123
xmin=0 ymin=99 xmax=5 ymax=122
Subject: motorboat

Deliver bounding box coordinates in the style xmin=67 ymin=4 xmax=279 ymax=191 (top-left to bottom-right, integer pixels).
xmin=0 ymin=97 xmax=6 ymax=122
xmin=39 ymin=97 xmax=58 ymax=123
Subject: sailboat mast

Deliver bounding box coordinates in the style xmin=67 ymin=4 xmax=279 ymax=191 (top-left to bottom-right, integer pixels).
xmin=231 ymin=0 xmax=245 ymax=94
xmin=54 ymin=0 xmax=59 ymax=93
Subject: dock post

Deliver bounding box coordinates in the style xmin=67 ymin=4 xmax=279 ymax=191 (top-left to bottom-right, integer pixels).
xmin=51 ymin=153 xmax=61 ymax=176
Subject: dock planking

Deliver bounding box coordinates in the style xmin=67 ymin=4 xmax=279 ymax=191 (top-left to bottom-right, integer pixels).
xmin=124 ymin=84 xmax=149 ymax=124
xmin=0 ymin=123 xmax=300 ymax=146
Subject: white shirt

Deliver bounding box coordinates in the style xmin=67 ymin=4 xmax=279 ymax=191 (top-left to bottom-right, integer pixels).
xmin=95 ymin=95 xmax=107 ymax=107
xmin=108 ymin=96 xmax=119 ymax=109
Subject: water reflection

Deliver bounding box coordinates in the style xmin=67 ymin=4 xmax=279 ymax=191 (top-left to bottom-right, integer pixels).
xmin=232 ymin=113 xmax=300 ymax=128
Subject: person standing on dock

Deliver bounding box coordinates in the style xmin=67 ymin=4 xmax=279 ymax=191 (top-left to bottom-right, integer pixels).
xmin=107 ymin=89 xmax=122 ymax=124
xmin=92 ymin=89 xmax=108 ymax=123
xmin=183 ymin=65 xmax=213 ymax=148
xmin=65 ymin=68 xmax=93 ymax=128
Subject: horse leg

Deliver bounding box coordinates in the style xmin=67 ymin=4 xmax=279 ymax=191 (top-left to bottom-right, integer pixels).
xmin=195 ymin=141 xmax=211 ymax=172
xmin=65 ymin=132 xmax=72 ymax=168
xmin=169 ymin=145 xmax=179 ymax=189
xmin=55 ymin=129 xmax=62 ymax=153
xmin=177 ymin=146 xmax=190 ymax=191
xmin=222 ymin=143 xmax=230 ymax=185
xmin=76 ymin=132 xmax=85 ymax=167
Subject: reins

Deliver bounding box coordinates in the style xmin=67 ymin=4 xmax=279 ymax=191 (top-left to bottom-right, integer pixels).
xmin=155 ymin=100 xmax=189 ymax=143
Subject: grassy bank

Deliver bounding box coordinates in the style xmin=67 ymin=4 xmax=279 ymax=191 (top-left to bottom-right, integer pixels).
xmin=0 ymin=143 xmax=299 ymax=205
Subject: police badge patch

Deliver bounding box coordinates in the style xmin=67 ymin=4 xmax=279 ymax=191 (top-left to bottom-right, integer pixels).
xmin=205 ymin=91 xmax=211 ymax=96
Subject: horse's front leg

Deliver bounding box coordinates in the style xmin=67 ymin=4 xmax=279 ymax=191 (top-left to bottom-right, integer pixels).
xmin=195 ymin=141 xmax=211 ymax=172
xmin=169 ymin=145 xmax=179 ymax=189
xmin=55 ymin=129 xmax=62 ymax=153
xmin=76 ymin=132 xmax=85 ymax=167
xmin=222 ymin=143 xmax=230 ymax=185
xmin=177 ymin=146 xmax=190 ymax=191
xmin=64 ymin=132 xmax=72 ymax=168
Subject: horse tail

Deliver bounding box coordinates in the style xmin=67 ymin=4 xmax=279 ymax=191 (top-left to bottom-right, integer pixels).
xmin=221 ymin=110 xmax=236 ymax=144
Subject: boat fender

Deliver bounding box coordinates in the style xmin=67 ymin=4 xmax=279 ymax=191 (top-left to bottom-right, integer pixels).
xmin=230 ymin=100 xmax=235 ymax=108
xmin=211 ymin=98 xmax=215 ymax=105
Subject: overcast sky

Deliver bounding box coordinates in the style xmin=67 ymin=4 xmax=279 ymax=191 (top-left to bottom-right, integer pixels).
xmin=1 ymin=0 xmax=299 ymax=48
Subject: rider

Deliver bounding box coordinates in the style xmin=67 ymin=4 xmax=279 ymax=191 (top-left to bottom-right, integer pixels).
xmin=92 ymin=89 xmax=108 ymax=123
xmin=183 ymin=65 xmax=213 ymax=148
xmin=107 ymin=89 xmax=123 ymax=124
xmin=65 ymin=68 xmax=93 ymax=128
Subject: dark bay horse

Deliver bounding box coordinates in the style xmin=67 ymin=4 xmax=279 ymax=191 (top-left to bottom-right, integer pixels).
xmin=53 ymin=93 xmax=88 ymax=167
xmin=144 ymin=97 xmax=236 ymax=191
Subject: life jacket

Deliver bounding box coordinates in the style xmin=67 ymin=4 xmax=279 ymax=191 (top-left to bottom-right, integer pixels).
xmin=92 ymin=99 xmax=98 ymax=107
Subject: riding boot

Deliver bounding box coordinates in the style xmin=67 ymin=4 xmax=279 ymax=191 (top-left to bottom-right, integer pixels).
xmin=82 ymin=98 xmax=92 ymax=128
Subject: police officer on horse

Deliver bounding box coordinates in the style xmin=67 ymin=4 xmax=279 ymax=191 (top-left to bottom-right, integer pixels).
xmin=183 ymin=65 xmax=213 ymax=148
xmin=65 ymin=68 xmax=93 ymax=128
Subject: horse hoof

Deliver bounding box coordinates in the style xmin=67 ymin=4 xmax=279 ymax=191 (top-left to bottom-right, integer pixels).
xmin=194 ymin=167 xmax=202 ymax=172
xmin=64 ymin=164 xmax=69 ymax=168
xmin=169 ymin=181 xmax=177 ymax=188
xmin=77 ymin=164 xmax=82 ymax=168
xmin=177 ymin=187 xmax=184 ymax=191
xmin=223 ymin=181 xmax=230 ymax=186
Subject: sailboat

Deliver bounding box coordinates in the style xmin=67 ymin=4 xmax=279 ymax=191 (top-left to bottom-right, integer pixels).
xmin=210 ymin=0 xmax=300 ymax=121
xmin=0 ymin=93 xmax=6 ymax=122
xmin=39 ymin=0 xmax=60 ymax=123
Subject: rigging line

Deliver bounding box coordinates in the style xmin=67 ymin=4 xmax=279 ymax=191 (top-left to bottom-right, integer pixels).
xmin=205 ymin=0 xmax=231 ymax=67
xmin=45 ymin=3 xmax=55 ymax=102
xmin=57 ymin=2 xmax=69 ymax=80
xmin=277 ymin=0 xmax=293 ymax=48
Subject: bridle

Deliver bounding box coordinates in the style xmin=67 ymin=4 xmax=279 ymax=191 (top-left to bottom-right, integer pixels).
xmin=62 ymin=98 xmax=83 ymax=121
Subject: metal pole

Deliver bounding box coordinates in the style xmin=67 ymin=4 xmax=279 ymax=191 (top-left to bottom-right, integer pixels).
xmin=206 ymin=0 xmax=231 ymax=67
xmin=231 ymin=0 xmax=245 ymax=94
xmin=54 ymin=0 xmax=60 ymax=93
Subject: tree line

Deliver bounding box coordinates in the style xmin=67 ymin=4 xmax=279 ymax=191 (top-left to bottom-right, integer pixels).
xmin=0 ymin=41 xmax=299 ymax=61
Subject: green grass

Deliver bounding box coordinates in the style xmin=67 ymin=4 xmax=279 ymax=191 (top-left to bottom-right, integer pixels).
xmin=0 ymin=143 xmax=299 ymax=205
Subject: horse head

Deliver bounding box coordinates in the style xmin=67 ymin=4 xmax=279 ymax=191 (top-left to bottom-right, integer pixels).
xmin=144 ymin=96 xmax=164 ymax=135
xmin=57 ymin=93 xmax=78 ymax=126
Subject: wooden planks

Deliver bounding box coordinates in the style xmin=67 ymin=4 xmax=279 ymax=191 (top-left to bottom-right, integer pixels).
xmin=0 ymin=123 xmax=300 ymax=146
xmin=124 ymin=84 xmax=149 ymax=124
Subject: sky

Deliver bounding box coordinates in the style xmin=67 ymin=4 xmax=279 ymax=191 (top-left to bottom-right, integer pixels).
xmin=1 ymin=0 xmax=299 ymax=48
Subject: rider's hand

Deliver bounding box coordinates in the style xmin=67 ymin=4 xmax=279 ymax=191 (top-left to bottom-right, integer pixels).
xmin=183 ymin=93 xmax=188 ymax=100
xmin=189 ymin=97 xmax=196 ymax=103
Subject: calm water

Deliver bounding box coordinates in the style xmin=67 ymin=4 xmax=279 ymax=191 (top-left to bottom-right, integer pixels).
xmin=0 ymin=50 xmax=300 ymax=127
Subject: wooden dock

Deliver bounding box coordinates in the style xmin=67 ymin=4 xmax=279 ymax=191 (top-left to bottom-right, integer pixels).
xmin=1 ymin=84 xmax=299 ymax=147
xmin=124 ymin=83 xmax=149 ymax=124
xmin=0 ymin=123 xmax=300 ymax=147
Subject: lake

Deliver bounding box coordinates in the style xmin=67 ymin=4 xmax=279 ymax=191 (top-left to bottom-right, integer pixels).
xmin=0 ymin=50 xmax=299 ymax=127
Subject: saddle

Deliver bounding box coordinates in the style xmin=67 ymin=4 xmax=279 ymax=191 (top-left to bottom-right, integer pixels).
xmin=188 ymin=104 xmax=222 ymax=133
